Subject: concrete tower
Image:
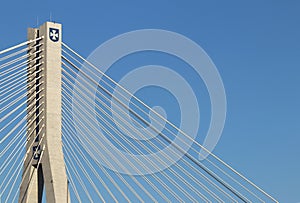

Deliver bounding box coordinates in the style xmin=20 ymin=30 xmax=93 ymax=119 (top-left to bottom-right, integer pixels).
xmin=19 ymin=22 xmax=69 ymax=203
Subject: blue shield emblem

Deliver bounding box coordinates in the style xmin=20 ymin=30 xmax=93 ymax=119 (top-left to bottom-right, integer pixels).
xmin=49 ymin=28 xmax=59 ymax=42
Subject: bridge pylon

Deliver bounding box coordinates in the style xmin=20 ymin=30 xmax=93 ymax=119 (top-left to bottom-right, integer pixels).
xmin=19 ymin=22 xmax=69 ymax=203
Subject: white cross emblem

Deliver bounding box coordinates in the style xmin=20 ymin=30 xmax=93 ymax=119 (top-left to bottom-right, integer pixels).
xmin=49 ymin=28 xmax=59 ymax=42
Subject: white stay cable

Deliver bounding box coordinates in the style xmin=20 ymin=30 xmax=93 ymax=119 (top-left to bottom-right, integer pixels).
xmin=0 ymin=114 xmax=27 ymax=145
xmin=62 ymin=112 xmax=131 ymax=202
xmin=61 ymin=105 xmax=153 ymax=202
xmin=62 ymin=105 xmax=159 ymax=202
xmin=0 ymin=102 xmax=44 ymax=160
xmin=62 ymin=123 xmax=129 ymax=202
xmin=62 ymin=90 xmax=181 ymax=202
xmin=0 ymin=37 xmax=42 ymax=55
xmin=0 ymin=86 xmax=27 ymax=106
xmin=0 ymin=62 xmax=28 ymax=88
xmin=14 ymin=131 xmax=46 ymax=202
xmin=0 ymin=41 xmax=42 ymax=63
xmin=62 ymin=71 xmax=225 ymax=202
xmin=65 ymin=162 xmax=82 ymax=203
xmin=14 ymin=144 xmax=45 ymax=203
xmin=62 ymin=72 xmax=234 ymax=202
xmin=0 ymin=94 xmax=44 ymax=145
xmin=0 ymin=95 xmax=44 ymax=144
xmin=1 ymin=82 xmax=44 ymax=115
xmin=0 ymin=93 xmax=27 ymax=120
xmin=62 ymin=50 xmax=259 ymax=202
xmin=0 ymin=61 xmax=43 ymax=97
xmin=0 ymin=55 xmax=43 ymax=86
xmin=0 ymin=50 xmax=43 ymax=86
xmin=62 ymin=43 xmax=277 ymax=202
xmin=62 ymin=127 xmax=118 ymax=202
xmin=0 ymin=53 xmax=28 ymax=70
xmin=62 ymin=76 xmax=215 ymax=201
xmin=1 ymin=82 xmax=44 ymax=125
xmin=1 ymin=72 xmax=43 ymax=105
xmin=64 ymin=152 xmax=94 ymax=202
xmin=0 ymin=111 xmax=44 ymax=177
xmin=0 ymin=123 xmax=26 ymax=164
xmin=1 ymin=75 xmax=28 ymax=98
xmin=0 ymin=138 xmax=28 ymax=193
xmin=0 ymin=128 xmax=45 ymax=200
xmin=0 ymin=76 xmax=43 ymax=103
xmin=0 ymin=54 xmax=42 ymax=79
xmin=4 ymin=160 xmax=23 ymax=203
xmin=0 ymin=57 xmax=28 ymax=78
xmin=63 ymin=140 xmax=105 ymax=202
xmin=62 ymin=113 xmax=133 ymax=200
xmin=1 ymin=154 xmax=25 ymax=202
xmin=0 ymin=47 xmax=28 ymax=62
xmin=62 ymin=61 xmax=237 ymax=201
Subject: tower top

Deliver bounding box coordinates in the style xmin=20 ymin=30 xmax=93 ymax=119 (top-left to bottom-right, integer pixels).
xmin=40 ymin=21 xmax=62 ymax=43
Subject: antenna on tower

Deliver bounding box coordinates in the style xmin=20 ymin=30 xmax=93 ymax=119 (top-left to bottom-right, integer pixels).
xmin=50 ymin=12 xmax=52 ymax=22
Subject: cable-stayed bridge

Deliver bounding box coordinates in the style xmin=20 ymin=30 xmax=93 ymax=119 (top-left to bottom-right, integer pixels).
xmin=0 ymin=22 xmax=278 ymax=202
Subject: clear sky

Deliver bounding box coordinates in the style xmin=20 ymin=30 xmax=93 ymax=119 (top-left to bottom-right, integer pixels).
xmin=1 ymin=0 xmax=299 ymax=202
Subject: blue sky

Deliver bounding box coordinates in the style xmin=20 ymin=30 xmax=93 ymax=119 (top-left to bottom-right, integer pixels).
xmin=1 ymin=0 xmax=300 ymax=202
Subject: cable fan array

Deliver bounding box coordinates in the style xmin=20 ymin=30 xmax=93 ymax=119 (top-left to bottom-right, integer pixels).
xmin=0 ymin=38 xmax=45 ymax=202
xmin=0 ymin=38 xmax=278 ymax=202
xmin=60 ymin=43 xmax=278 ymax=203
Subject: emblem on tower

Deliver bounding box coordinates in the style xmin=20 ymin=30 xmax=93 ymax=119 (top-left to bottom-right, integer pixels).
xmin=49 ymin=28 xmax=59 ymax=42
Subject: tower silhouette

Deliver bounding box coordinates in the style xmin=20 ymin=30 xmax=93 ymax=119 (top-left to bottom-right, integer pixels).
xmin=19 ymin=22 xmax=69 ymax=203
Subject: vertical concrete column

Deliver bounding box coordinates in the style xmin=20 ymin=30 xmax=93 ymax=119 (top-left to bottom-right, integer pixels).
xmin=19 ymin=22 xmax=68 ymax=203
xmin=38 ymin=22 xmax=69 ymax=203
xmin=19 ymin=27 xmax=42 ymax=203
